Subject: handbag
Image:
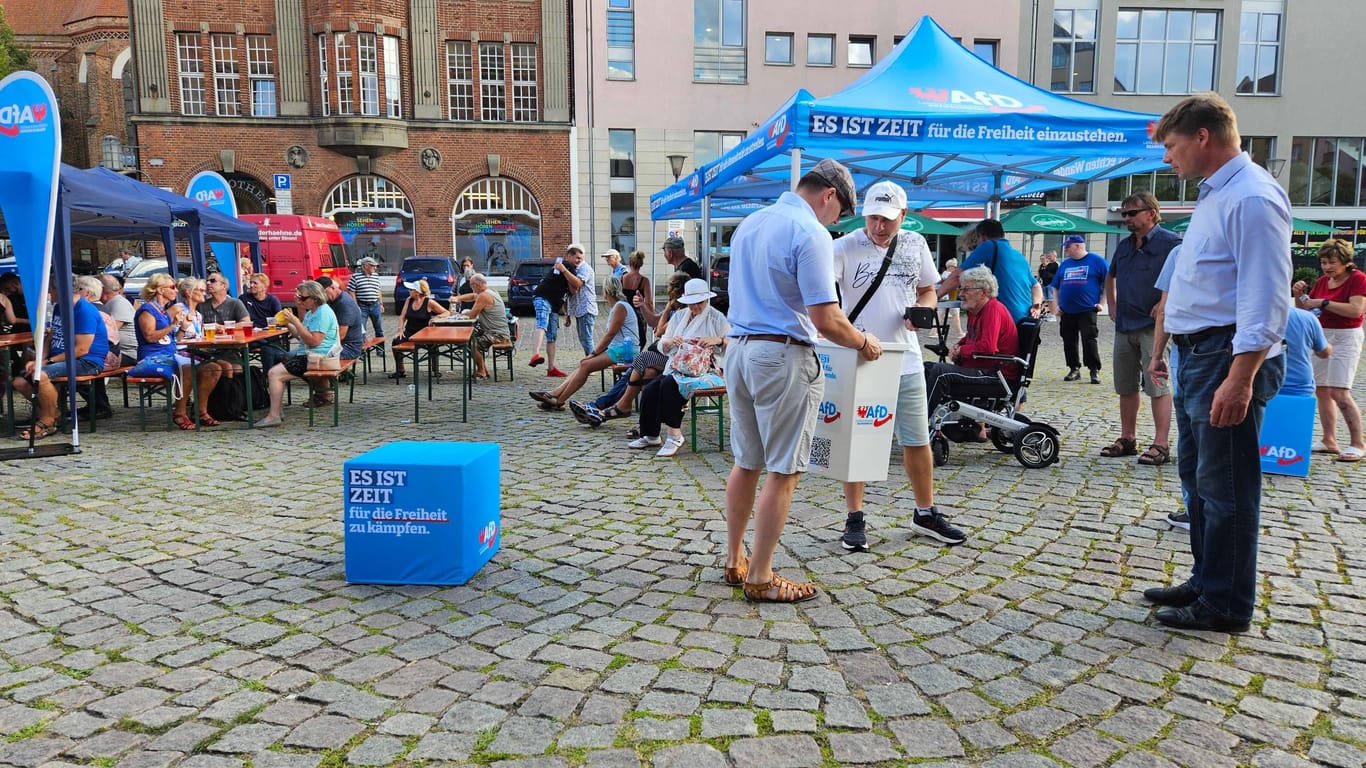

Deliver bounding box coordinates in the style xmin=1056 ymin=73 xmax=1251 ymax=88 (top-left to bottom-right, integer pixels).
xmin=674 ymin=371 xmax=725 ymax=400
xmin=128 ymin=353 xmax=177 ymax=380
xmin=671 ymin=340 xmax=714 ymax=377
xmin=307 ymin=353 xmax=341 ymax=371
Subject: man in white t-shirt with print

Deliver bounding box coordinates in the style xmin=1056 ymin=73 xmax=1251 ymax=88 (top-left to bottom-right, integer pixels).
xmin=832 ymin=181 xmax=967 ymax=550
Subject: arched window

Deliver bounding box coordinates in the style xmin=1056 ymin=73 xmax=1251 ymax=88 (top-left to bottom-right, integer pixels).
xmin=323 ymin=175 xmax=414 ymax=270
xmin=450 ymin=177 xmax=541 ymax=277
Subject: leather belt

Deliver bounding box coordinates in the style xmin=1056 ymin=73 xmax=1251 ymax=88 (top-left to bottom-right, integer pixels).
xmin=1172 ymin=324 xmax=1236 ymax=347
xmin=738 ymin=333 xmax=812 ymax=347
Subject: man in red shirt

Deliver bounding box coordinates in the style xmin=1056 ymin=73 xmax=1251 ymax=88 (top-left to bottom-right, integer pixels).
xmin=924 ymin=266 xmax=1019 ymax=408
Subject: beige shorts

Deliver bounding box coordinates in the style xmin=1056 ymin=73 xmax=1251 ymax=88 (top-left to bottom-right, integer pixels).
xmin=1113 ymin=328 xmax=1170 ymax=397
xmin=1313 ymin=326 xmax=1364 ymax=389
xmin=726 ymin=338 xmax=823 ymax=474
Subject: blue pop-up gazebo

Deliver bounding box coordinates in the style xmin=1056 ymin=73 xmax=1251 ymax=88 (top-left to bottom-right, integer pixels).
xmin=651 ymin=16 xmax=1169 ymax=222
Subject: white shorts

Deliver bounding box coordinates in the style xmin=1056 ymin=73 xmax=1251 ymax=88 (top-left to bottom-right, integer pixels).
xmin=894 ymin=369 xmax=930 ymax=448
xmin=727 ymin=338 xmax=823 ymax=475
xmin=1314 ymin=326 xmax=1364 ymax=389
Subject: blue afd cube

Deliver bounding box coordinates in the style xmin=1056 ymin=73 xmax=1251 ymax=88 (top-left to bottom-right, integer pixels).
xmin=344 ymin=441 xmax=500 ymax=585
xmin=1259 ymin=394 xmax=1315 ymax=478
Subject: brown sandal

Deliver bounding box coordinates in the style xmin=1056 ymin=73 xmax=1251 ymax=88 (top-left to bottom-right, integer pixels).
xmin=723 ymin=555 xmax=748 ymax=585
xmin=1100 ymin=437 xmax=1137 ymax=457
xmin=1137 ymin=444 xmax=1170 ymax=466
xmin=743 ymin=574 xmax=820 ymax=603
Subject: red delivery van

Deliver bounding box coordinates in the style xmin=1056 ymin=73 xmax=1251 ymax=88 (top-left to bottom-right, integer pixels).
xmin=241 ymin=215 xmax=352 ymax=304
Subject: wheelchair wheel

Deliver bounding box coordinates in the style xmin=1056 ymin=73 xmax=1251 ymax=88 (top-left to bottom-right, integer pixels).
xmin=931 ymin=434 xmax=949 ymax=467
xmin=989 ymin=414 xmax=1032 ymax=453
xmin=1013 ymin=425 xmax=1060 ymax=469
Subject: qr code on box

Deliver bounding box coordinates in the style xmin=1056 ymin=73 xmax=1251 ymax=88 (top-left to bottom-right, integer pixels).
xmin=810 ymin=436 xmax=832 ymax=469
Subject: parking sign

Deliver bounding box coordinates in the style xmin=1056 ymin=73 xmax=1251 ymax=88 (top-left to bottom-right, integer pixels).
xmin=274 ymin=174 xmax=291 ymax=190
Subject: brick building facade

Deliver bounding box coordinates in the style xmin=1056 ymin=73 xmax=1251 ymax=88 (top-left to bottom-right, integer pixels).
xmin=9 ymin=0 xmax=573 ymax=275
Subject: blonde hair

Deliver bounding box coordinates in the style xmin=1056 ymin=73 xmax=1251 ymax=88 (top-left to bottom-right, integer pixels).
xmin=1151 ymin=92 xmax=1240 ymax=148
xmin=1319 ymin=238 xmax=1357 ymax=270
xmin=141 ymin=273 xmax=174 ymax=302
xmin=412 ymin=279 xmax=431 ymax=297
xmin=629 ymin=250 xmax=645 ymax=270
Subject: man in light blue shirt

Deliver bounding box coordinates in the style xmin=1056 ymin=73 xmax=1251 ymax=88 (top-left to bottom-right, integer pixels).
xmin=723 ymin=158 xmax=882 ymax=606
xmin=1142 ymin=93 xmax=1290 ymax=634
xmin=561 ymin=244 xmax=597 ymax=355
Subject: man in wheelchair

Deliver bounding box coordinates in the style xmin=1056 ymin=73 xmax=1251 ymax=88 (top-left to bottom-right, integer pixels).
xmin=923 ymin=266 xmax=1060 ymax=468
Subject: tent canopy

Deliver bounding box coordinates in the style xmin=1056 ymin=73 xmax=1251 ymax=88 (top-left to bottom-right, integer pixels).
xmin=0 ymin=164 xmax=176 ymax=237
xmin=997 ymin=205 xmax=1126 ymax=235
xmin=87 ymin=167 xmax=259 ymax=245
xmin=651 ymin=16 xmax=1168 ymax=220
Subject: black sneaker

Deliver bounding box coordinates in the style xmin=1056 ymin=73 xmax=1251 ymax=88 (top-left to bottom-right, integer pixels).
xmin=1167 ymin=510 xmax=1191 ymax=530
xmin=841 ymin=512 xmax=868 ymax=552
xmin=1063 ymin=367 xmax=1081 ymax=382
xmin=910 ymin=507 xmax=967 ymax=545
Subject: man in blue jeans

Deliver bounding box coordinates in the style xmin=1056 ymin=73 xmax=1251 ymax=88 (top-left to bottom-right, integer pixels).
xmin=1144 ymin=93 xmax=1290 ymax=633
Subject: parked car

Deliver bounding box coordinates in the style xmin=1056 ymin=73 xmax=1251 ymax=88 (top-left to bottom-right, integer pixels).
xmin=508 ymin=258 xmax=557 ymax=317
xmin=122 ymin=258 xmax=194 ymax=303
xmin=392 ymin=255 xmax=458 ymax=311
xmin=709 ymin=255 xmax=729 ymax=314
xmin=0 ymin=256 xmax=15 ymax=276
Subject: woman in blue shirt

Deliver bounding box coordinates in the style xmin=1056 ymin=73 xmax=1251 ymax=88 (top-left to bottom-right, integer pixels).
xmin=256 ymin=280 xmax=338 ymax=427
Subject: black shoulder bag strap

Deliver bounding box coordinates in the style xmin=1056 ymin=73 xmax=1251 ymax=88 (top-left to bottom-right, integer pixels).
xmin=847 ymin=234 xmax=898 ymax=325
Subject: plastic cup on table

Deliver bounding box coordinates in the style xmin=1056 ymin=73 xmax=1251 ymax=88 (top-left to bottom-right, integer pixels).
xmin=223 ymin=320 xmax=236 ymax=334
xmin=204 ymin=323 xmax=217 ymax=342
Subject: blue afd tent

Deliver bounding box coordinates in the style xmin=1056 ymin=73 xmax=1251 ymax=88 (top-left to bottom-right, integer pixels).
xmin=651 ymin=16 xmax=1168 ymax=220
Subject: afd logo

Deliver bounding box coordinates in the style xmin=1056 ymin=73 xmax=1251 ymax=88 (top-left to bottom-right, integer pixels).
xmin=818 ymin=401 xmax=841 ymax=424
xmin=908 ymin=88 xmax=1046 ymax=114
xmin=477 ymin=520 xmax=499 ymax=553
xmin=688 ymin=174 xmax=700 ymax=196
xmin=856 ymin=404 xmax=893 ymax=428
xmin=192 ymin=189 xmax=227 ymax=204
xmin=0 ymin=102 xmax=49 ymax=137
xmin=1260 ymin=444 xmax=1304 ymax=466
xmin=767 ymin=114 xmax=790 ymax=148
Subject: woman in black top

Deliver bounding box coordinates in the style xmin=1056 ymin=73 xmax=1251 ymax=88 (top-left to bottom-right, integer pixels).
xmin=389 ymin=279 xmax=450 ymax=379
xmin=619 ymin=250 xmax=651 ymax=343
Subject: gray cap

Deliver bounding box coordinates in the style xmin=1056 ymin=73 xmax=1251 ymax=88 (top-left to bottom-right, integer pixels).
xmin=357 ymin=256 xmax=377 ymax=266
xmin=663 ymin=236 xmax=685 ymax=250
xmin=809 ymin=158 xmax=856 ymax=218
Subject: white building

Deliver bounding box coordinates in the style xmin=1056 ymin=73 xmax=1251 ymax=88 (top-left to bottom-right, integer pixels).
xmin=571 ymin=0 xmax=1020 ymax=273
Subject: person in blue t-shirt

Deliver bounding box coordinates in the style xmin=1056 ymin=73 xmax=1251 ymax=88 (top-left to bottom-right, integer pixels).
xmin=1282 ymin=306 xmax=1331 ymax=398
xmin=1049 ymin=234 xmax=1109 ymax=384
xmin=13 ymin=280 xmax=110 ymax=440
xmin=938 ymin=218 xmax=1042 ymax=323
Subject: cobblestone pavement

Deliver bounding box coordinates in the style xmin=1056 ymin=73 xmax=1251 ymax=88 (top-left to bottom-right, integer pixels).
xmin=2 ymin=315 xmax=1364 ymax=768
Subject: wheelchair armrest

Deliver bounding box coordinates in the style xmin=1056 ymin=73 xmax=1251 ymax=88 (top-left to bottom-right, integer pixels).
xmin=971 ymin=353 xmax=1025 ymax=365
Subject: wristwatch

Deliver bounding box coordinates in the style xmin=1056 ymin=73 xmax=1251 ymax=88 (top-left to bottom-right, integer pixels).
xmin=1321 ymin=299 xmax=1331 ymax=311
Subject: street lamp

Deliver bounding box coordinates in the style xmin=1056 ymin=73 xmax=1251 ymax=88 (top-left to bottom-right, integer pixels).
xmin=667 ymin=154 xmax=688 ymax=182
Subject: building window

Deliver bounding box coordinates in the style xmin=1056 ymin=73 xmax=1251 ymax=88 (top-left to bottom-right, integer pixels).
xmin=1112 ymin=172 xmax=1193 ymax=206
xmin=382 ymin=36 xmax=401 ymax=118
xmin=1289 ymin=137 xmax=1364 ymax=208
xmin=1114 ymin=8 xmax=1219 ymax=94
xmin=606 ymin=0 xmax=634 ymax=80
xmin=694 ymin=130 xmax=744 ymax=166
xmin=451 ymin=177 xmax=542 ymax=277
xmin=318 ymin=35 xmax=329 ymax=116
xmin=323 ymin=175 xmax=415 ymax=266
xmin=358 ymin=33 xmax=379 ymax=116
xmin=445 ymin=41 xmax=474 ymax=120
xmin=765 ymin=33 xmax=792 ymax=65
xmin=972 ymin=40 xmax=998 ymax=67
xmin=335 ymin=33 xmax=354 ymax=115
xmin=247 ymin=35 xmax=276 ymax=117
xmin=511 ymin=43 xmax=538 ymax=123
xmin=211 ymin=34 xmax=239 ymax=117
xmin=1237 ymin=1 xmax=1282 ymax=95
xmin=176 ymin=33 xmax=206 ymax=116
xmin=479 ymin=43 xmax=506 ymax=122
xmin=694 ymin=0 xmax=746 ymax=84
xmin=1241 ymin=135 xmax=1277 ymax=170
xmin=608 ymin=129 xmax=636 ymax=254
xmin=807 ymin=34 xmax=834 ymax=66
xmin=1051 ymin=5 xmax=1098 ymax=93
xmin=848 ymin=36 xmax=874 ymax=68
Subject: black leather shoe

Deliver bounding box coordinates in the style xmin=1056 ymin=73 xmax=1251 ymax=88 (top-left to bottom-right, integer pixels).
xmin=1154 ymin=603 xmax=1251 ymax=633
xmin=1143 ymin=582 xmax=1199 ymax=607
xmin=1063 ymin=367 xmax=1081 ymax=382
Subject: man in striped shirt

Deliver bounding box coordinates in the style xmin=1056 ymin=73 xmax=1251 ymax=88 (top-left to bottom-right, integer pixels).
xmin=349 ymin=256 xmax=385 ymax=343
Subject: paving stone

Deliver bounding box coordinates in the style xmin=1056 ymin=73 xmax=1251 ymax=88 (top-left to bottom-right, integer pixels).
xmin=1098 ymin=706 xmax=1173 ymax=743
xmin=1309 ymin=737 xmax=1366 ymax=768
xmin=727 ymin=735 xmax=823 ymax=768
xmin=959 ymin=720 xmax=1019 ymax=750
xmin=888 ymin=720 xmax=965 ymax=758
xmin=699 ymin=709 xmax=756 ymax=737
xmin=827 ymin=733 xmax=900 ymax=764
xmin=205 ymin=723 xmax=288 ymax=754
xmin=652 ymin=744 xmax=728 ymax=768
xmin=556 ymin=724 xmax=619 ymax=749
xmin=637 ymin=692 xmax=700 ymax=716
xmin=634 ymin=717 xmax=689 ymax=741
xmin=283 ymin=715 xmax=365 ymax=749
xmin=582 ymin=748 xmax=643 ymax=768
xmin=487 ymin=716 xmax=560 ymax=756
xmin=823 ymin=695 xmax=873 ymax=729
xmin=865 ymin=683 xmax=930 ymax=716
xmin=347 ymin=734 xmax=407 ymax=766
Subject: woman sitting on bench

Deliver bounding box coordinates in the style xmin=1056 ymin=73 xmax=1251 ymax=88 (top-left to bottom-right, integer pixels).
xmin=256 ymin=280 xmax=339 ymax=428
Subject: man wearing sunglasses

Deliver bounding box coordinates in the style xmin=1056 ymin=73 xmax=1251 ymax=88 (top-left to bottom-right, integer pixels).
xmin=1102 ymin=191 xmax=1180 ymax=467
xmin=722 ymin=157 xmax=883 ymax=606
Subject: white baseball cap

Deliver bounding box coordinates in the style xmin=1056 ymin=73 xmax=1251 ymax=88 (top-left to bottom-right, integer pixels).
xmin=600 ymin=248 xmax=621 ymax=259
xmin=862 ymin=180 xmax=907 ymax=220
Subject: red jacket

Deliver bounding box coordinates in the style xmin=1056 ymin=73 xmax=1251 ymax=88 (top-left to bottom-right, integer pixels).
xmin=956 ymin=298 xmax=1020 ymax=377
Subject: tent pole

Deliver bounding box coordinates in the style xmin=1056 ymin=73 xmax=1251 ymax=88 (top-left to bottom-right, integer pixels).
xmin=700 ymin=197 xmax=711 ymax=278
xmin=55 ymin=207 xmax=80 ymax=451
xmin=790 ymin=150 xmax=801 ymax=191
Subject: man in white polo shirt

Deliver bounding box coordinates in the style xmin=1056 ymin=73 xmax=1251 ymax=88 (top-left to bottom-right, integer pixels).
xmin=832 ymin=181 xmax=966 ymax=552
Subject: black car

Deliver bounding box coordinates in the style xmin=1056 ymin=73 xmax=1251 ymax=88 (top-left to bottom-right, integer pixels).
xmin=508 ymin=258 xmax=557 ymax=317
xmin=709 ymin=256 xmax=729 ymax=314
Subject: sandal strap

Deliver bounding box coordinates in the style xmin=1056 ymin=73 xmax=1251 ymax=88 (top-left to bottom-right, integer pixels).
xmin=743 ymin=574 xmax=819 ymax=603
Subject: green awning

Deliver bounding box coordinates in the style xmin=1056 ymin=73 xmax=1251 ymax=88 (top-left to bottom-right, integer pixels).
xmin=1163 ymin=215 xmax=1338 ymax=235
xmin=996 ymin=205 xmax=1127 ymax=235
xmin=830 ymin=212 xmax=967 ymax=236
